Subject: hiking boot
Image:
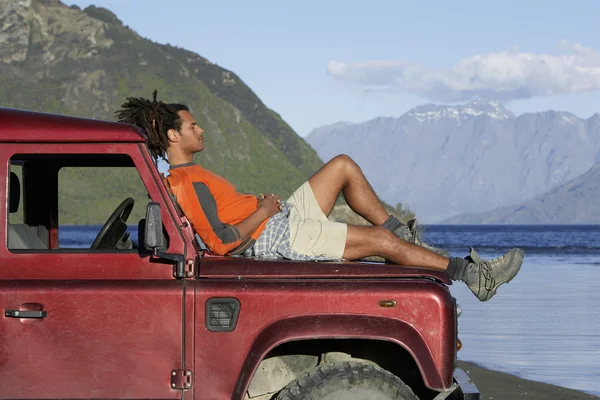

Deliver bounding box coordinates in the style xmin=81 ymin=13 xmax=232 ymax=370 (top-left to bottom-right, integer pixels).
xmin=465 ymin=247 xmax=524 ymax=301
xmin=395 ymin=218 xmax=449 ymax=257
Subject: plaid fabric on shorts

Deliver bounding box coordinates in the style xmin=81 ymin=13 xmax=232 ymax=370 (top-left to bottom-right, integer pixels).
xmin=241 ymin=201 xmax=340 ymax=261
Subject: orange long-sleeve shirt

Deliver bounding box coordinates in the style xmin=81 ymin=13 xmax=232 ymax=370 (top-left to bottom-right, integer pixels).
xmin=166 ymin=162 xmax=268 ymax=255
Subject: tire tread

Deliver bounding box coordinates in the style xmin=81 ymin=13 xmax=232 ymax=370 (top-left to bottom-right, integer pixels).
xmin=275 ymin=361 xmax=418 ymax=400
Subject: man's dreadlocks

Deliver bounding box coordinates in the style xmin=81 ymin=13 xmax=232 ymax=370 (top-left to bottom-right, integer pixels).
xmin=115 ymin=90 xmax=189 ymax=161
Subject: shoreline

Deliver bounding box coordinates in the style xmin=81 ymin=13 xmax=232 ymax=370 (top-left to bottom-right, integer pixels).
xmin=458 ymin=361 xmax=599 ymax=399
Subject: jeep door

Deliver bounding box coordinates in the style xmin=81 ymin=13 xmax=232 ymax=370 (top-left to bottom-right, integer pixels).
xmin=0 ymin=143 xmax=193 ymax=399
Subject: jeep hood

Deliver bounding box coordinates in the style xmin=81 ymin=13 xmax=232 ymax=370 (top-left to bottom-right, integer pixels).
xmin=198 ymin=256 xmax=450 ymax=284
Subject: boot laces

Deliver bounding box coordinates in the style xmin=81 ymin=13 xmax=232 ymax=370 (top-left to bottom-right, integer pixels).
xmin=410 ymin=228 xmax=423 ymax=245
xmin=477 ymin=258 xmax=497 ymax=295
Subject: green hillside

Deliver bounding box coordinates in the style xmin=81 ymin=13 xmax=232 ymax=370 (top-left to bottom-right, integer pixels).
xmin=0 ymin=0 xmax=323 ymax=224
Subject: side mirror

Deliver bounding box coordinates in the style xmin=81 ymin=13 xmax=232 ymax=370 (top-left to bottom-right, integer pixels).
xmin=145 ymin=202 xmax=166 ymax=252
xmin=144 ymin=202 xmax=187 ymax=278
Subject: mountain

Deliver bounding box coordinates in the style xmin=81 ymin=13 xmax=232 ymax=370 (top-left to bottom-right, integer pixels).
xmin=441 ymin=161 xmax=600 ymax=224
xmin=307 ymin=98 xmax=600 ymax=222
xmin=0 ymin=0 xmax=323 ymax=222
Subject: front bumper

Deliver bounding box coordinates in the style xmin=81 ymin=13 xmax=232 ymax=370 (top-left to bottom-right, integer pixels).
xmin=433 ymin=369 xmax=480 ymax=400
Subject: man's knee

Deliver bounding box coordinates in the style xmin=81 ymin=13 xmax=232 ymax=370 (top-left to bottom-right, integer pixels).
xmin=330 ymin=154 xmax=359 ymax=174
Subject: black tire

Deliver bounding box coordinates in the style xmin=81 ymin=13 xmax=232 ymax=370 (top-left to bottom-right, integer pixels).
xmin=274 ymin=361 xmax=419 ymax=400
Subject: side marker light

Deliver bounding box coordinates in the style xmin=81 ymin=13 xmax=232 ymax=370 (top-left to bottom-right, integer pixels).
xmin=378 ymin=300 xmax=397 ymax=308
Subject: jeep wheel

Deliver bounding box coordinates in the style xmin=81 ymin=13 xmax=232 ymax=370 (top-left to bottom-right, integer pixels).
xmin=274 ymin=361 xmax=418 ymax=400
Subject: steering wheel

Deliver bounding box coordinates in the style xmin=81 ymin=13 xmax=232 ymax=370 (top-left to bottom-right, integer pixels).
xmin=91 ymin=197 xmax=135 ymax=250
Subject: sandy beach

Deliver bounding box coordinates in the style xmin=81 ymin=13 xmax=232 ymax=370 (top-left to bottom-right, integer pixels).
xmin=458 ymin=361 xmax=599 ymax=400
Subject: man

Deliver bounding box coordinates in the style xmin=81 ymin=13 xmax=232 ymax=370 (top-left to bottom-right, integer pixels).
xmin=116 ymin=92 xmax=524 ymax=302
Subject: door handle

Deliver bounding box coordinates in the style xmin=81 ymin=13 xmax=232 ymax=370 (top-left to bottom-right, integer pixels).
xmin=5 ymin=310 xmax=47 ymax=318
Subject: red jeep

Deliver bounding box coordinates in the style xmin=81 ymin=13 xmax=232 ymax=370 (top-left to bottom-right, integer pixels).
xmin=0 ymin=107 xmax=479 ymax=400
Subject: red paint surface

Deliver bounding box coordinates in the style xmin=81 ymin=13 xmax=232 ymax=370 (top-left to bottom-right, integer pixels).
xmin=0 ymin=281 xmax=184 ymax=399
xmin=0 ymin=108 xmax=145 ymax=143
xmin=195 ymin=278 xmax=456 ymax=399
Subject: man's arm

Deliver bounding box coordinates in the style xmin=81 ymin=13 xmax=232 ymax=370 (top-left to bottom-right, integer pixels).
xmin=191 ymin=184 xmax=281 ymax=255
xmin=234 ymin=194 xmax=281 ymax=239
xmin=234 ymin=208 xmax=270 ymax=240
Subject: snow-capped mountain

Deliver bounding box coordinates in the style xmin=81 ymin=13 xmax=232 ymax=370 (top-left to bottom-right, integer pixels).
xmin=405 ymin=97 xmax=515 ymax=122
xmin=306 ymin=98 xmax=600 ymax=222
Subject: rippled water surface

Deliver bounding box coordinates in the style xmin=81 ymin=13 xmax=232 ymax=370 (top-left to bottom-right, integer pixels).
xmin=61 ymin=224 xmax=600 ymax=396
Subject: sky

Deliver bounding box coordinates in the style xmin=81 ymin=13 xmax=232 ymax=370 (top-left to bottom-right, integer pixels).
xmin=68 ymin=0 xmax=600 ymax=137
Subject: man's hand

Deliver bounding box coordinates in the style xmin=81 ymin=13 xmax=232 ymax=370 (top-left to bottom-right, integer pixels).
xmin=234 ymin=194 xmax=280 ymax=242
xmin=258 ymin=193 xmax=282 ymax=217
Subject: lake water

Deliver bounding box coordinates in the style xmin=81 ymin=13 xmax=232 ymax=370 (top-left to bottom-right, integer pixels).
xmin=60 ymin=225 xmax=600 ymax=396
xmin=424 ymin=225 xmax=600 ymax=397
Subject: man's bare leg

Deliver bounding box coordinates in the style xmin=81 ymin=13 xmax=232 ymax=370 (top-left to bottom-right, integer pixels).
xmin=308 ymin=154 xmax=389 ymax=225
xmin=308 ymin=154 xmax=451 ymax=257
xmin=343 ymin=225 xmax=525 ymax=302
xmin=308 ymin=155 xmax=525 ymax=301
xmin=343 ymin=225 xmax=448 ymax=270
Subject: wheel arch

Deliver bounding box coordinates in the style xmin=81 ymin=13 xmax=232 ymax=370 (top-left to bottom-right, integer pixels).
xmin=233 ymin=314 xmax=449 ymax=399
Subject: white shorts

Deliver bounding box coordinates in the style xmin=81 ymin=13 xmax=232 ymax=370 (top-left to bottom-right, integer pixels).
xmin=286 ymin=181 xmax=348 ymax=259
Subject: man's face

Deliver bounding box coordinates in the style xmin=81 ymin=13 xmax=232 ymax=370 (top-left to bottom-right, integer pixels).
xmin=175 ymin=110 xmax=204 ymax=153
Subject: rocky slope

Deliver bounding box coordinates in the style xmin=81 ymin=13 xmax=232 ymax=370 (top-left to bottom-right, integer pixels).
xmin=0 ymin=0 xmax=323 ymax=222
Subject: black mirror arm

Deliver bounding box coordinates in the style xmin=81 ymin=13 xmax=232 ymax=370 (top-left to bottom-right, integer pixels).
xmin=153 ymin=248 xmax=187 ymax=278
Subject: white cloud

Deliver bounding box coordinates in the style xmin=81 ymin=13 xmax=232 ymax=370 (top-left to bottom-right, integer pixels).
xmin=327 ymin=41 xmax=600 ymax=102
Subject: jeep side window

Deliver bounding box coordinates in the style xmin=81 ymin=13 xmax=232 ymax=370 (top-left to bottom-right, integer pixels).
xmin=7 ymin=154 xmax=151 ymax=252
